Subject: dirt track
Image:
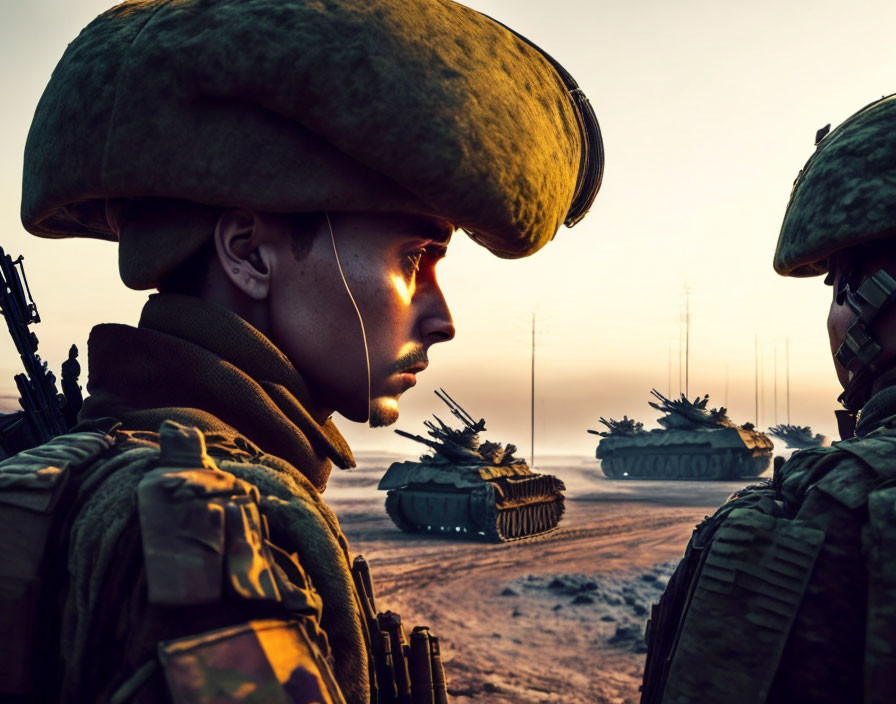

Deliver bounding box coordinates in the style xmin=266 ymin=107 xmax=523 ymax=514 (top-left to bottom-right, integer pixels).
xmin=326 ymin=460 xmax=749 ymax=703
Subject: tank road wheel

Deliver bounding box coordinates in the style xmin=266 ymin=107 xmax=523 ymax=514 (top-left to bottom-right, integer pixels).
xmin=609 ymin=458 xmax=622 ymax=479
xmin=668 ymin=455 xmax=680 ymax=479
xmin=601 ymin=459 xmax=618 ymax=479
xmin=611 ymin=459 xmax=623 ymax=478
xmin=706 ymin=453 xmax=723 ymax=479
xmin=385 ymin=490 xmax=419 ymax=534
xmin=670 ymin=455 xmax=682 ymax=479
xmin=659 ymin=455 xmax=672 ymax=479
xmin=724 ymin=452 xmax=738 ymax=479
xmin=693 ymin=455 xmax=707 ymax=479
xmin=608 ymin=458 xmax=625 ymax=479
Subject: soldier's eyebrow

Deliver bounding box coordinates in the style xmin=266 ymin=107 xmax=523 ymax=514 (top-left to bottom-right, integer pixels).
xmin=400 ymin=218 xmax=455 ymax=244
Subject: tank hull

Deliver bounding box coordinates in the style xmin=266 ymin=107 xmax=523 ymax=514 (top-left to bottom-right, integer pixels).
xmin=596 ymin=427 xmax=773 ymax=480
xmin=381 ymin=465 xmax=565 ymax=541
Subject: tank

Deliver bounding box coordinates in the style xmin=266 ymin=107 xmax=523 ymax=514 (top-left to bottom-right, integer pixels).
xmin=768 ymin=424 xmax=830 ymax=450
xmin=588 ymin=390 xmax=774 ymax=480
xmin=378 ymin=389 xmax=566 ymax=541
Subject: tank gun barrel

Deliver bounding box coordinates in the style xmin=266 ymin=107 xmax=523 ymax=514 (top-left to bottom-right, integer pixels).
xmin=435 ymin=388 xmax=485 ymax=432
xmin=648 ymin=389 xmax=676 ymax=411
xmin=428 ymin=415 xmax=454 ymax=435
xmin=395 ymin=428 xmax=441 ymax=451
xmin=395 ymin=427 xmax=484 ymax=463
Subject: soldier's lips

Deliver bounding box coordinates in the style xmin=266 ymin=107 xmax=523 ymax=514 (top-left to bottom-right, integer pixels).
xmin=390 ymin=363 xmax=426 ymax=392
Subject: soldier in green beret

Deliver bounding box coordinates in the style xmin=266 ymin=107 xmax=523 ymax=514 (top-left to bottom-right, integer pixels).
xmin=641 ymin=95 xmax=896 ymax=704
xmin=0 ymin=0 xmax=603 ymax=702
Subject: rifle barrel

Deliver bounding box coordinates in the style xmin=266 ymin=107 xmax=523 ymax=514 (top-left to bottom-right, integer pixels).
xmin=0 ymin=247 xmax=68 ymax=445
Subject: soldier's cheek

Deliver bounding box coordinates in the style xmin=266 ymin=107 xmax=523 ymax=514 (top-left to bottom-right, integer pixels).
xmin=827 ymin=301 xmax=853 ymax=357
xmin=390 ymin=274 xmax=416 ymax=307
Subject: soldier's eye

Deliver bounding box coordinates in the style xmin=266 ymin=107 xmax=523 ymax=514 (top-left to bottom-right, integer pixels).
xmin=402 ymin=250 xmax=424 ymax=279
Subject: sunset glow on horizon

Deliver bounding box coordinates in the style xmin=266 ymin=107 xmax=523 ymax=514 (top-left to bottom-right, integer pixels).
xmin=2 ymin=0 xmax=895 ymax=460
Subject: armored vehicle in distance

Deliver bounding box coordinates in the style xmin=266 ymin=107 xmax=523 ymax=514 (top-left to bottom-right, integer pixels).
xmin=768 ymin=424 xmax=829 ymax=450
xmin=588 ymin=390 xmax=774 ymax=480
xmin=379 ymin=389 xmax=565 ymax=541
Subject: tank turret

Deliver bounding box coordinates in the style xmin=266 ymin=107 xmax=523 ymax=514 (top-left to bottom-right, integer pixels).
xmin=768 ymin=424 xmax=829 ymax=450
xmin=587 ymin=415 xmax=645 ymax=437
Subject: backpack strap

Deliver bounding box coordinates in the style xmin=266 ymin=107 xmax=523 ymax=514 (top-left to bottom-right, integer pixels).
xmin=0 ymin=424 xmax=118 ymax=696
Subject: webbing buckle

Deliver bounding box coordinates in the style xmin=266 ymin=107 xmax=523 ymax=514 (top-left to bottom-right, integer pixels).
xmin=854 ymin=269 xmax=896 ymax=322
xmin=837 ymin=319 xmax=882 ymax=369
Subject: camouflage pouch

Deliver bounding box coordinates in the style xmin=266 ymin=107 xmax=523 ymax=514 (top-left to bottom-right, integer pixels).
xmin=138 ymin=420 xmax=301 ymax=607
xmin=0 ymin=426 xmax=117 ymax=696
xmin=158 ymin=619 xmax=347 ymax=704
xmin=661 ymin=508 xmax=825 ymax=704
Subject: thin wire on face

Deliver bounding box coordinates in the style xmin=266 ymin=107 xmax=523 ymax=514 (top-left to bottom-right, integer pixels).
xmin=325 ymin=211 xmax=372 ymax=424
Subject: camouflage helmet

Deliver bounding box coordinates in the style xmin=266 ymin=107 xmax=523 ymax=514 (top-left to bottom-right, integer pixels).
xmin=22 ymin=0 xmax=603 ymax=289
xmin=774 ymin=94 xmax=896 ymax=277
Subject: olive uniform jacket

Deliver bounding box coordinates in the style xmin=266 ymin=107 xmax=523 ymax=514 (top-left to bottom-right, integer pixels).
xmin=641 ymin=383 xmax=896 ymax=704
xmin=0 ymin=294 xmax=372 ymax=703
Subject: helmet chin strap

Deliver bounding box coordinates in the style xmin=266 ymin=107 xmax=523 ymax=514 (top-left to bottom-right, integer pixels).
xmin=325 ymin=212 xmax=372 ymax=425
xmin=835 ymin=267 xmax=896 ymax=412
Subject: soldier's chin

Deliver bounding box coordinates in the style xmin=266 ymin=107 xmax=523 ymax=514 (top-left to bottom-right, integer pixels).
xmin=369 ymin=397 xmax=400 ymax=428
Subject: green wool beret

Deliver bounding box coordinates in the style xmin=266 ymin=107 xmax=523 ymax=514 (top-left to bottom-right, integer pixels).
xmin=22 ymin=0 xmax=602 ymax=289
xmin=774 ymin=94 xmax=896 ymax=277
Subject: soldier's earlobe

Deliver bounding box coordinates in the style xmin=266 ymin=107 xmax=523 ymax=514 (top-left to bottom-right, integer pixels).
xmin=215 ymin=209 xmax=271 ymax=301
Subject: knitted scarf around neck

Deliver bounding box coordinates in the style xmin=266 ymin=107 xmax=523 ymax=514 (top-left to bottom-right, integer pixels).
xmin=79 ymin=293 xmax=355 ymax=491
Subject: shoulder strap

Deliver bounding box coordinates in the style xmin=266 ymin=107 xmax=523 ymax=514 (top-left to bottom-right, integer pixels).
xmin=0 ymin=425 xmax=118 ymax=697
xmin=833 ymin=434 xmax=896 ymax=482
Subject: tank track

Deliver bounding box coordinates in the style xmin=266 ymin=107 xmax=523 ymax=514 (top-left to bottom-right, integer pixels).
xmin=384 ymin=473 xmax=565 ymax=542
xmin=600 ymin=451 xmax=770 ymax=480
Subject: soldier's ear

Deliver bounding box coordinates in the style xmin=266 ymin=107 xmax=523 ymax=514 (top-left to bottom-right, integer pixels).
xmin=214 ymin=209 xmax=273 ymax=301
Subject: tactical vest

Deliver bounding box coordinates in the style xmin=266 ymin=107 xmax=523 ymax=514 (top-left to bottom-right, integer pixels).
xmin=0 ymin=420 xmax=352 ymax=703
xmin=0 ymin=421 xmax=118 ymax=701
xmin=0 ymin=420 xmax=449 ymax=704
xmin=642 ymin=433 xmax=896 ymax=704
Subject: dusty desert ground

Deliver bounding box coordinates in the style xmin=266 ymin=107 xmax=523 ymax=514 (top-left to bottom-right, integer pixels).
xmin=325 ymin=453 xmax=762 ymax=704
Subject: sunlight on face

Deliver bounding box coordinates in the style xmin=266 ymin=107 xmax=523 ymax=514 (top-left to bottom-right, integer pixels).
xmin=391 ymin=273 xmax=416 ymax=307
xmin=369 ymin=397 xmax=400 ymax=427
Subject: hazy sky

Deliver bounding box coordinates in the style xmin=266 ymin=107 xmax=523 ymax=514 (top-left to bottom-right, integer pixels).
xmin=2 ymin=0 xmax=895 ymax=461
